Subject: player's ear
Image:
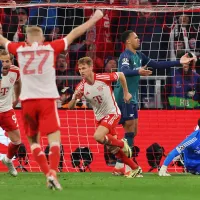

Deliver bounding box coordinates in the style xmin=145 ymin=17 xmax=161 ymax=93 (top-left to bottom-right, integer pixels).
xmin=91 ymin=65 xmax=94 ymax=71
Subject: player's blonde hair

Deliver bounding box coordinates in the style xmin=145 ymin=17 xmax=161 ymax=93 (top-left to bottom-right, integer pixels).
xmin=78 ymin=57 xmax=93 ymax=66
xmin=26 ymin=26 xmax=43 ymax=37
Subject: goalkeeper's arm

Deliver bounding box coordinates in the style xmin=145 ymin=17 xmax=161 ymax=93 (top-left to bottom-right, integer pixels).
xmin=66 ymin=10 xmax=103 ymax=46
xmin=159 ymin=148 xmax=180 ymax=177
xmin=159 ymin=133 xmax=198 ymax=176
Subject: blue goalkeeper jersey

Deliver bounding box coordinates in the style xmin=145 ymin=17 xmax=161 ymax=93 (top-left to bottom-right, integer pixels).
xmin=164 ymin=130 xmax=200 ymax=171
xmin=114 ymin=49 xmax=150 ymax=105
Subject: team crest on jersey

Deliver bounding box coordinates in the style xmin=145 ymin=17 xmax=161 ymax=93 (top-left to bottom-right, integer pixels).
xmin=176 ymin=81 xmax=182 ymax=88
xmin=122 ymin=58 xmax=129 ymax=66
xmin=97 ymin=85 xmax=103 ymax=92
xmin=177 ymin=145 xmax=185 ymax=152
xmin=86 ymin=91 xmax=90 ymax=95
xmin=9 ymin=77 xmax=15 ymax=84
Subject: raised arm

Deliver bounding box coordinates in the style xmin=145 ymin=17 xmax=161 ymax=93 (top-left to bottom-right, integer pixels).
xmin=145 ymin=53 xmax=195 ymax=69
xmin=66 ymin=10 xmax=103 ymax=46
xmin=0 ymin=35 xmax=10 ymax=48
xmin=159 ymin=132 xmax=197 ymax=176
xmin=117 ymin=72 xmax=132 ymax=103
xmin=13 ymin=79 xmax=21 ymax=108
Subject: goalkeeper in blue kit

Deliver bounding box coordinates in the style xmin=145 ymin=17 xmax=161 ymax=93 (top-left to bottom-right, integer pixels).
xmin=113 ymin=30 xmax=196 ymax=175
xmin=159 ymin=119 xmax=200 ymax=176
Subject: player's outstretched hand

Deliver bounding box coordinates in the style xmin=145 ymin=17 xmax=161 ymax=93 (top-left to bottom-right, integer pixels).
xmin=158 ymin=165 xmax=171 ymax=177
xmin=124 ymin=92 xmax=132 ymax=103
xmin=92 ymin=10 xmax=104 ymax=21
xmin=139 ymin=66 xmax=152 ymax=76
xmin=180 ymin=53 xmax=196 ymax=65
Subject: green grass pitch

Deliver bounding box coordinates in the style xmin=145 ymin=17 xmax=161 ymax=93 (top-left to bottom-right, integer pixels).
xmin=0 ymin=173 xmax=199 ymax=200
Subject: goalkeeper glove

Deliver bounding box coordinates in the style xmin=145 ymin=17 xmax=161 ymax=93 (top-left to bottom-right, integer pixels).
xmin=158 ymin=165 xmax=171 ymax=176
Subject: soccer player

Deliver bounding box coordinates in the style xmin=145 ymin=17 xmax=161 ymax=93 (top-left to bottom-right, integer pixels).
xmin=68 ymin=57 xmax=142 ymax=178
xmin=113 ymin=30 xmax=196 ymax=175
xmin=159 ymin=119 xmax=200 ymax=176
xmin=0 ymin=50 xmax=21 ymax=177
xmin=0 ymin=10 xmax=104 ymax=190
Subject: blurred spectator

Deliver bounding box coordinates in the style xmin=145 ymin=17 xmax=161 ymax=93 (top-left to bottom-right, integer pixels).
xmin=85 ymin=9 xmax=117 ymax=72
xmin=45 ymin=26 xmax=61 ymax=41
xmin=104 ymin=56 xmax=118 ymax=72
xmin=60 ymin=87 xmax=87 ymax=109
xmin=162 ymin=53 xmax=200 ymax=109
xmin=3 ymin=7 xmax=28 ymax=42
xmin=163 ymin=13 xmax=200 ymax=61
xmin=56 ymin=53 xmax=76 ymax=93
xmin=13 ymin=8 xmax=28 ymax=42
xmin=29 ymin=0 xmax=57 ymax=34
xmin=1 ymin=1 xmax=29 ymax=42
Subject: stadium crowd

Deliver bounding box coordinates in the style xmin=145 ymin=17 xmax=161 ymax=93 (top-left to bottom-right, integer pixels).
xmin=0 ymin=0 xmax=199 ymax=109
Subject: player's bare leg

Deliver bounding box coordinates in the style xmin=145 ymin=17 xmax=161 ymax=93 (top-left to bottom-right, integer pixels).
xmin=46 ymin=130 xmax=62 ymax=190
xmin=94 ymin=126 xmax=132 ymax=157
xmin=2 ymin=129 xmax=21 ymax=177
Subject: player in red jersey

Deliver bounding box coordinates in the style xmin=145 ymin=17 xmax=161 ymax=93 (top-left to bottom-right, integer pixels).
xmin=0 ymin=50 xmax=21 ymax=177
xmin=68 ymin=57 xmax=142 ymax=178
xmin=0 ymin=10 xmax=104 ymax=190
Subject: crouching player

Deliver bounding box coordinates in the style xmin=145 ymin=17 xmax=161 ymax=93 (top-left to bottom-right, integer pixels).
xmin=0 ymin=50 xmax=21 ymax=176
xmin=68 ymin=57 xmax=142 ymax=178
xmin=159 ymin=119 xmax=200 ymax=176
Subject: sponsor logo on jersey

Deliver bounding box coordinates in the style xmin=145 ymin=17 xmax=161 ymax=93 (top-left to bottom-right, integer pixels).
xmin=177 ymin=145 xmax=185 ymax=151
xmin=122 ymin=58 xmax=129 ymax=66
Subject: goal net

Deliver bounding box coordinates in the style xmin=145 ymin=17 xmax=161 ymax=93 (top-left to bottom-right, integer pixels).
xmin=0 ymin=0 xmax=199 ymax=173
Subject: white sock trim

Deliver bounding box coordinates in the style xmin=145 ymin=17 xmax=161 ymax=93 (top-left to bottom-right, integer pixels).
xmin=49 ymin=142 xmax=60 ymax=148
xmin=30 ymin=143 xmax=41 ymax=152
xmin=11 ymin=140 xmax=21 ymax=145
xmin=4 ymin=155 xmax=12 ymax=163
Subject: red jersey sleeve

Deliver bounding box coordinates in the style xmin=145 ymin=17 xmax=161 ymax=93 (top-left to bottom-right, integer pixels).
xmin=10 ymin=66 xmax=20 ymax=81
xmin=6 ymin=42 xmax=25 ymax=56
xmin=95 ymin=72 xmax=119 ymax=84
xmin=50 ymin=38 xmax=68 ymax=54
xmin=75 ymin=80 xmax=85 ymax=98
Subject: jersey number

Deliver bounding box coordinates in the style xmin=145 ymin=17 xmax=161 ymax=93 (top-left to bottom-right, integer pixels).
xmin=22 ymin=50 xmax=50 ymax=75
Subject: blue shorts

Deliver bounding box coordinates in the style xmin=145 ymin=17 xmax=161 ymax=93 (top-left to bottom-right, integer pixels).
xmin=118 ymin=102 xmax=138 ymax=125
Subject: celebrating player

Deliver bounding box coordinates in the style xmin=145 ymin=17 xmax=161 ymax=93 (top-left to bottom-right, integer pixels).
xmin=0 ymin=50 xmax=21 ymax=177
xmin=159 ymin=119 xmax=200 ymax=176
xmin=68 ymin=57 xmax=142 ymax=178
xmin=113 ymin=30 xmax=196 ymax=175
xmin=0 ymin=10 xmax=104 ymax=190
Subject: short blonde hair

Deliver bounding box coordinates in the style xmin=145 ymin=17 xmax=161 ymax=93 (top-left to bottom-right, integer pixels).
xmin=78 ymin=57 xmax=93 ymax=66
xmin=26 ymin=26 xmax=43 ymax=36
